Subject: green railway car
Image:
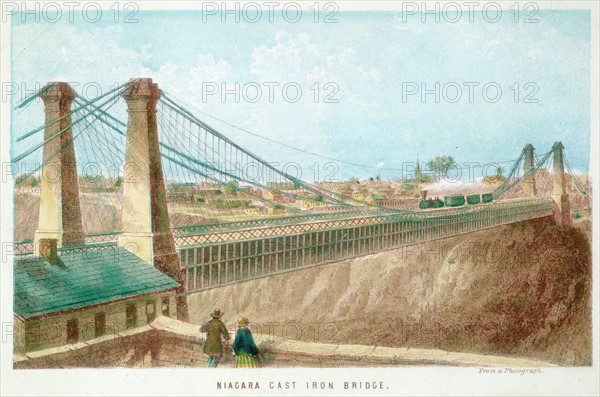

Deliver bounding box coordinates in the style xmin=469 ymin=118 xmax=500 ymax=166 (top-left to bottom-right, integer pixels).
xmin=444 ymin=194 xmax=466 ymax=207
xmin=420 ymin=194 xmax=493 ymax=211
xmin=482 ymin=193 xmax=493 ymax=203
xmin=430 ymin=198 xmax=444 ymax=208
xmin=466 ymin=194 xmax=481 ymax=205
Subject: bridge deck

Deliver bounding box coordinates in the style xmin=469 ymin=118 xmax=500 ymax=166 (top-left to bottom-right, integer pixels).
xmin=178 ymin=198 xmax=554 ymax=293
xmin=173 ymin=198 xmax=546 ymax=245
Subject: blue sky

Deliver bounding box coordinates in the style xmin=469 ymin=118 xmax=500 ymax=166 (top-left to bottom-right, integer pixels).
xmin=10 ymin=8 xmax=591 ymax=181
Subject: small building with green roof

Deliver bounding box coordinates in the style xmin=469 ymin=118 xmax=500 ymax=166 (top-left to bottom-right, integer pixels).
xmin=14 ymin=244 xmax=180 ymax=353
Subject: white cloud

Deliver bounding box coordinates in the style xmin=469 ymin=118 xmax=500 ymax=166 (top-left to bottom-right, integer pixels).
xmin=12 ymin=23 xmax=152 ymax=92
xmin=251 ymin=30 xmax=381 ymax=86
xmin=189 ymin=55 xmax=231 ymax=84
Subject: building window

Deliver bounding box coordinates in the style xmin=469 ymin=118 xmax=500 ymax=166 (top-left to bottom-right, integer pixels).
xmin=162 ymin=297 xmax=170 ymax=317
xmin=125 ymin=304 xmax=137 ymax=329
xmin=146 ymin=301 xmax=156 ymax=323
xmin=66 ymin=319 xmax=79 ymax=343
xmin=94 ymin=312 xmax=106 ymax=337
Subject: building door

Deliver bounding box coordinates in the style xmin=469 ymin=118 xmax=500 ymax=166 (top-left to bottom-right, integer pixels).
xmin=126 ymin=304 xmax=137 ymax=329
xmin=146 ymin=301 xmax=156 ymax=323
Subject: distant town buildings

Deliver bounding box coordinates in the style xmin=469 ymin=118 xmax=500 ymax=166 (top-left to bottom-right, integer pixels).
xmin=163 ymin=178 xmax=428 ymax=214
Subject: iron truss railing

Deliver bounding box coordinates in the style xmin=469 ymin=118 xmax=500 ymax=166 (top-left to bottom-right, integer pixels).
xmin=179 ymin=198 xmax=554 ymax=293
xmin=173 ymin=198 xmax=551 ymax=247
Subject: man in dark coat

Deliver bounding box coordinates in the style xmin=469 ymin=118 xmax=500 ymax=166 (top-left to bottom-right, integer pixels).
xmin=200 ymin=308 xmax=230 ymax=367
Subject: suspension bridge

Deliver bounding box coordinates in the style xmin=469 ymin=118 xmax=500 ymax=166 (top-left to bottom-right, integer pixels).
xmin=11 ymin=79 xmax=589 ymax=301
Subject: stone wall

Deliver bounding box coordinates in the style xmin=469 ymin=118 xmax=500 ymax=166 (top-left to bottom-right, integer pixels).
xmin=15 ymin=327 xmax=159 ymax=368
xmin=14 ymin=319 xmax=207 ymax=369
xmin=150 ymin=332 xmax=204 ymax=367
xmin=13 ymin=316 xmax=25 ymax=353
xmin=14 ymin=316 xmax=555 ymax=369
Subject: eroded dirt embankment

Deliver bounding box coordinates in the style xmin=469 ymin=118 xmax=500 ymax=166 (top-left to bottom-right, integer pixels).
xmin=14 ymin=192 xmax=209 ymax=241
xmin=187 ymin=217 xmax=592 ymax=365
xmin=14 ymin=193 xmax=120 ymax=240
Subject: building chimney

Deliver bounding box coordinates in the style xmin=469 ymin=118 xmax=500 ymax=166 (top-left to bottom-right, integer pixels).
xmin=39 ymin=238 xmax=58 ymax=265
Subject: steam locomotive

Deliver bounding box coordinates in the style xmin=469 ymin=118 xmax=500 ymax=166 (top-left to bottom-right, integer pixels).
xmin=418 ymin=193 xmax=494 ymax=210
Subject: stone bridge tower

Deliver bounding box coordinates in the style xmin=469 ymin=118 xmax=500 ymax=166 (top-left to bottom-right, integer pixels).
xmin=522 ymin=144 xmax=537 ymax=197
xmin=34 ymin=82 xmax=85 ymax=250
xmin=117 ymin=78 xmax=187 ymax=318
xmin=118 ymin=78 xmax=181 ymax=277
xmin=552 ymin=142 xmax=571 ymax=227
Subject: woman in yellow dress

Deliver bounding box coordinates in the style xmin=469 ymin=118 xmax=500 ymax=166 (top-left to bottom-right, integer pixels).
xmin=233 ymin=317 xmax=260 ymax=368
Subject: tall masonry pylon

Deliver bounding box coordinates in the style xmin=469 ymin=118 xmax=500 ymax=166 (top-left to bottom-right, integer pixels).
xmin=552 ymin=142 xmax=571 ymax=227
xmin=522 ymin=144 xmax=537 ymax=197
xmin=118 ymin=78 xmax=182 ymax=281
xmin=34 ymin=82 xmax=85 ymax=249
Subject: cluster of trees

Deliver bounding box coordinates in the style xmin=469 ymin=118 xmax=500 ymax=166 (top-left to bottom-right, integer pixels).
xmin=267 ymin=182 xmax=300 ymax=190
xmin=425 ymin=155 xmax=456 ymax=181
xmin=211 ymin=198 xmax=252 ymax=209
xmin=80 ymin=175 xmax=123 ymax=193
xmin=424 ymin=157 xmax=505 ymax=181
xmin=224 ymin=180 xmax=239 ymax=195
xmin=346 ymin=175 xmax=382 ymax=183
xmin=15 ymin=174 xmax=125 ymax=189
xmin=413 ymin=162 xmax=431 ymax=183
xmin=15 ymin=174 xmax=39 ymax=187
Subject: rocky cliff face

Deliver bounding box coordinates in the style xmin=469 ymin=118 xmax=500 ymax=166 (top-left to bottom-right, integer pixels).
xmin=187 ymin=217 xmax=591 ymax=365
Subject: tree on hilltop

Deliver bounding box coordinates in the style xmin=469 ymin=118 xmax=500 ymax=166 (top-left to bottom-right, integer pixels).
xmin=426 ymin=155 xmax=456 ymax=181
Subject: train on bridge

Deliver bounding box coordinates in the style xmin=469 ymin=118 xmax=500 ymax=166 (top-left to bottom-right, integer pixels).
xmin=418 ymin=193 xmax=494 ymax=210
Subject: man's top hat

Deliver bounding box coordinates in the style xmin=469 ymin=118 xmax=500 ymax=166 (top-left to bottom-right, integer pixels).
xmin=210 ymin=308 xmax=224 ymax=318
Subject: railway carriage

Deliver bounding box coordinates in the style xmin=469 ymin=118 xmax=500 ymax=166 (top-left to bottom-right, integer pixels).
xmin=419 ymin=193 xmax=494 ymax=210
